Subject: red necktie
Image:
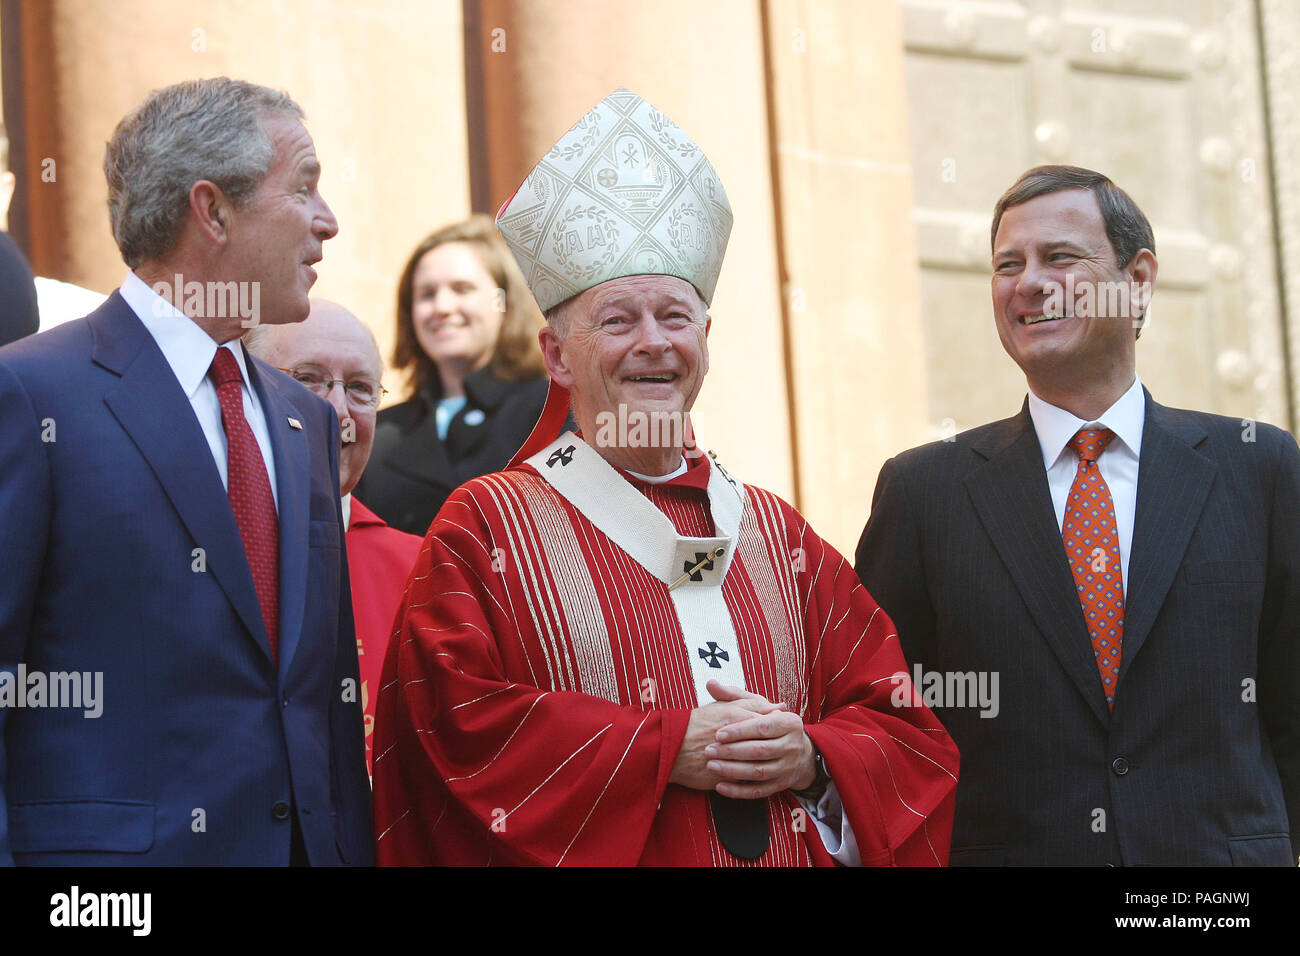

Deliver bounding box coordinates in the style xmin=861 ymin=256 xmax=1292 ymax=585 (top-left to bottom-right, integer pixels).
xmin=1061 ymin=428 xmax=1124 ymax=709
xmin=209 ymin=347 xmax=280 ymax=663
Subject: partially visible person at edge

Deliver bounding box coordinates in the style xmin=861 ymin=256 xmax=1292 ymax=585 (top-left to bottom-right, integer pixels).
xmin=246 ymin=299 xmax=422 ymax=776
xmin=1 ymin=120 xmax=106 ymax=335
xmin=354 ymin=215 xmax=551 ymax=536
xmin=371 ymin=88 xmax=958 ymax=867
xmin=0 ymin=125 xmax=38 ymax=347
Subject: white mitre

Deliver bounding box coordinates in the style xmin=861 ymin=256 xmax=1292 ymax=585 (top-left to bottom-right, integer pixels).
xmin=495 ymin=87 xmax=733 ymax=313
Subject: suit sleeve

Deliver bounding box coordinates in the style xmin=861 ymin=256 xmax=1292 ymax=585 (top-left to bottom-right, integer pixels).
xmin=324 ymin=410 xmax=374 ymax=865
xmin=371 ymin=484 xmax=691 ymax=866
xmin=790 ymin=500 xmax=959 ymax=866
xmin=1259 ymin=427 xmax=1300 ymax=861
xmin=0 ymin=362 xmax=51 ymax=866
xmin=855 ymin=457 xmax=938 ymax=671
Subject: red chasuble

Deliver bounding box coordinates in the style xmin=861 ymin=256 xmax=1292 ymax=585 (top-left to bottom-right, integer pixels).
xmin=346 ymin=497 xmax=423 ymax=774
xmin=372 ymin=442 xmax=957 ymax=866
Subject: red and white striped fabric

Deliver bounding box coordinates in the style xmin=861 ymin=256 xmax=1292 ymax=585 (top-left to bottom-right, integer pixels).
xmin=372 ymin=446 xmax=958 ymax=866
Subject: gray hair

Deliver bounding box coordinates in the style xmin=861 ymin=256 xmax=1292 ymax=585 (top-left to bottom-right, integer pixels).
xmin=104 ymin=77 xmax=304 ymax=267
xmin=543 ymin=299 xmax=574 ymax=339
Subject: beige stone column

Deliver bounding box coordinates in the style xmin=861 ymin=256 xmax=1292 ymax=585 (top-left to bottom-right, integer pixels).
xmin=1260 ymin=0 xmax=1300 ymax=431
xmin=764 ymin=0 xmax=929 ymax=554
xmin=469 ymin=0 xmax=797 ymax=502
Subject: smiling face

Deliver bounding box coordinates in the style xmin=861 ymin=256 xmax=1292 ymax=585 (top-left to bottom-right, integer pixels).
xmin=991 ymin=188 xmax=1149 ymax=394
xmin=257 ymin=300 xmax=382 ymax=497
xmin=225 ymin=114 xmax=338 ymax=327
xmin=540 ymin=275 xmax=710 ymax=444
xmin=410 ymin=241 xmax=504 ymax=382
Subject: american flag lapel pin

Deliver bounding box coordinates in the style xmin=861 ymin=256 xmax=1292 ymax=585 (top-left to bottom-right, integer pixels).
xmin=287 ymin=417 xmax=303 ymax=430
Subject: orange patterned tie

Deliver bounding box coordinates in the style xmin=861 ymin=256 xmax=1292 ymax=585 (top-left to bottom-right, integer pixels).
xmin=1062 ymin=428 xmax=1123 ymax=709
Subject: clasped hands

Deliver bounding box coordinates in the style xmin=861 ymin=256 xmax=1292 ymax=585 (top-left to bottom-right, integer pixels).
xmin=669 ymin=679 xmax=817 ymax=799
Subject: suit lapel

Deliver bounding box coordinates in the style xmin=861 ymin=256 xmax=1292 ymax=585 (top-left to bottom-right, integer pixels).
xmin=93 ymin=295 xmax=272 ymax=663
xmin=1120 ymin=392 xmax=1216 ymax=675
xmin=963 ymin=403 xmax=1112 ymax=725
xmin=247 ymin=354 xmax=311 ymax=680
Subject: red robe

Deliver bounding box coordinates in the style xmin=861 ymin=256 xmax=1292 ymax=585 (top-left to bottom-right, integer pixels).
xmin=346 ymin=497 xmax=423 ymax=773
xmin=372 ymin=450 xmax=957 ymax=865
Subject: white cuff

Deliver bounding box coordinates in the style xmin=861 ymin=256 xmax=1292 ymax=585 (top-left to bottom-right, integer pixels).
xmin=795 ymin=779 xmax=861 ymax=866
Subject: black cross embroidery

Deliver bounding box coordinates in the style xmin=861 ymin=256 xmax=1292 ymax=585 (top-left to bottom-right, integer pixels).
xmin=698 ymin=642 xmax=729 ymax=669
xmin=683 ymin=551 xmax=716 ymax=582
xmin=546 ymin=445 xmax=576 ymax=468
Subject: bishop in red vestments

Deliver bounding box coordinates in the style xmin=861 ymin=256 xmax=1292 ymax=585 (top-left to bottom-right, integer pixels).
xmin=372 ymin=88 xmax=958 ymax=866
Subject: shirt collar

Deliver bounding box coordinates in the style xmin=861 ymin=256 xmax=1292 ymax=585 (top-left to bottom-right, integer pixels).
xmin=619 ymin=450 xmax=711 ymax=490
xmin=626 ymin=457 xmax=688 ymax=484
xmin=1027 ymin=373 xmax=1146 ymax=470
xmin=120 ymin=270 xmax=254 ymax=399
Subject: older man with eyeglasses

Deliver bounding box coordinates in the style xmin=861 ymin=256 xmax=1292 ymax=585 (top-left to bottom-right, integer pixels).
xmin=246 ymin=299 xmax=422 ymax=775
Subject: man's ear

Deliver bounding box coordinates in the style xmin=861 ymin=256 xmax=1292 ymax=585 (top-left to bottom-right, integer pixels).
xmin=701 ymin=315 xmax=711 ymax=377
xmin=1128 ymin=249 xmax=1157 ymax=338
xmin=538 ymin=325 xmax=574 ymax=387
xmin=189 ymin=179 xmax=231 ymax=245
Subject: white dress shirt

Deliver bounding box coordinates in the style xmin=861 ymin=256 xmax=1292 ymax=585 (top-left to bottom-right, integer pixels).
xmin=35 ymin=276 xmax=107 ymax=331
xmin=119 ymin=271 xmax=279 ymax=511
xmin=796 ymin=780 xmax=859 ymax=865
xmin=1027 ymin=375 xmax=1145 ymax=595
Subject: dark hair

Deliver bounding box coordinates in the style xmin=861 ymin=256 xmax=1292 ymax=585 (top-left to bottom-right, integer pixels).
xmin=991 ymin=165 xmax=1155 ymax=267
xmin=392 ymin=214 xmax=546 ymax=400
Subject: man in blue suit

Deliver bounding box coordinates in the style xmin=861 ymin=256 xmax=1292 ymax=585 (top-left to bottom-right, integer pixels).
xmin=0 ymin=77 xmax=373 ymax=865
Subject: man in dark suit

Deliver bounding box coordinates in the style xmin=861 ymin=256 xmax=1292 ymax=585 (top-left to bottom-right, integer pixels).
xmin=0 ymin=77 xmax=372 ymax=865
xmin=857 ymin=165 xmax=1299 ymax=866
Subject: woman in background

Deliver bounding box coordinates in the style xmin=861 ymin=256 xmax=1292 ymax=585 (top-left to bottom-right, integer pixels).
xmin=355 ymin=215 xmax=549 ymax=536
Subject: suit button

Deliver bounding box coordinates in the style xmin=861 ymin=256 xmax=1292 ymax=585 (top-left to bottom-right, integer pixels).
xmin=1111 ymin=757 xmax=1130 ymax=776
xmin=271 ymin=800 xmax=291 ymax=821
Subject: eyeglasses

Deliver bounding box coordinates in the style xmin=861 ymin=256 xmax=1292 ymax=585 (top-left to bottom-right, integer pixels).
xmin=280 ymin=365 xmax=388 ymax=409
